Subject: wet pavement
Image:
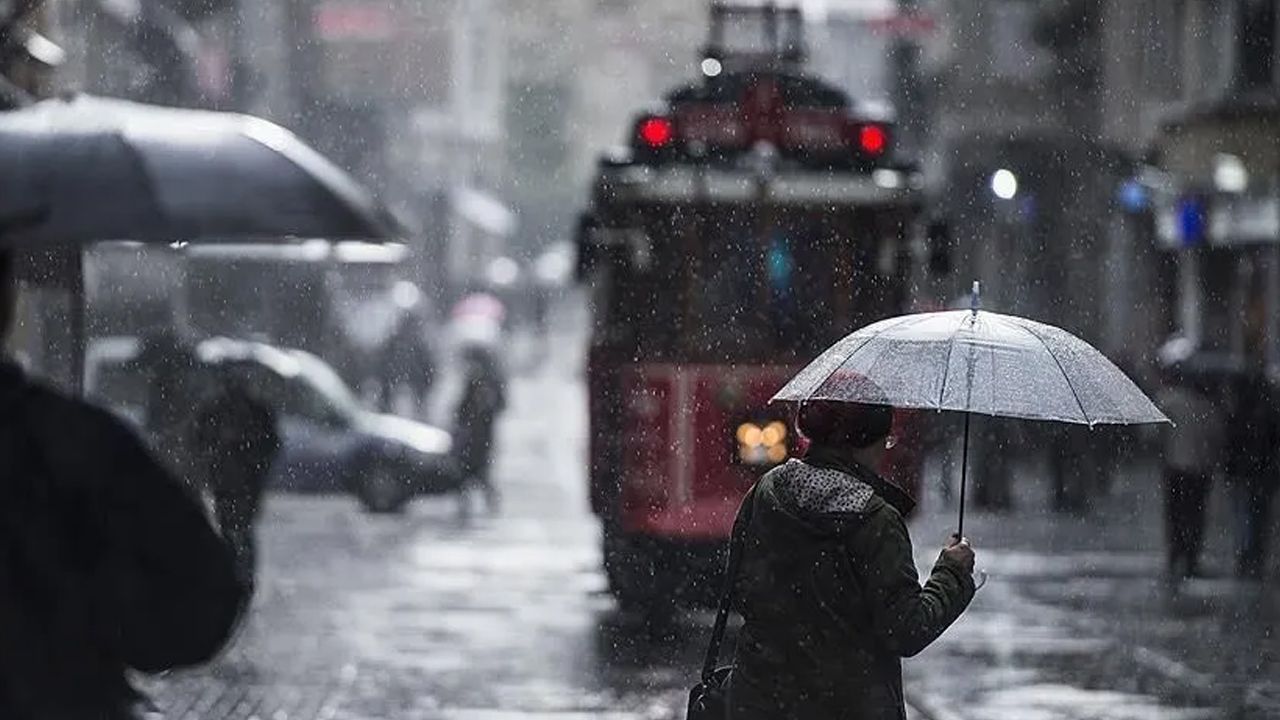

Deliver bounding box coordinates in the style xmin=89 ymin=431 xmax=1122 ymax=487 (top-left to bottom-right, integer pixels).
xmin=142 ymin=327 xmax=1280 ymax=720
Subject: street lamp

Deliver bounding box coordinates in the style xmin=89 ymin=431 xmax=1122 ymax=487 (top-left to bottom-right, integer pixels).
xmin=990 ymin=169 xmax=1018 ymax=200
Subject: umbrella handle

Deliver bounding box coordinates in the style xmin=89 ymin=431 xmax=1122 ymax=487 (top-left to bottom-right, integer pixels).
xmin=957 ymin=412 xmax=971 ymax=537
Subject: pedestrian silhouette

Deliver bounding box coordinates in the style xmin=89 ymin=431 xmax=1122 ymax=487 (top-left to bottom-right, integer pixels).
xmin=453 ymin=344 xmax=506 ymax=517
xmin=190 ymin=374 xmax=281 ymax=594
xmin=1225 ymin=369 xmax=1280 ymax=579
xmin=1157 ymin=366 xmax=1223 ymax=579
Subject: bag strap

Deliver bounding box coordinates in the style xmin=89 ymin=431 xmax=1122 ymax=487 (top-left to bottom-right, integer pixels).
xmin=700 ymin=482 xmax=759 ymax=682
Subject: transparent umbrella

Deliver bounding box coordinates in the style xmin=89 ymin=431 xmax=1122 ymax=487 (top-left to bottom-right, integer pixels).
xmin=772 ymin=283 xmax=1169 ymax=533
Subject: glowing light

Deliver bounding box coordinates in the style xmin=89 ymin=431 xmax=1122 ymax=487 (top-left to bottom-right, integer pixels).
xmin=859 ymin=124 xmax=888 ymax=155
xmin=991 ymin=169 xmax=1018 ymax=200
xmin=487 ymin=256 xmax=520 ymax=287
xmin=638 ymin=117 xmax=675 ymax=148
xmin=872 ymin=169 xmax=902 ymax=189
xmin=762 ymin=422 xmax=786 ymax=447
xmin=738 ymin=420 xmax=788 ymax=466
xmin=1214 ymin=153 xmax=1248 ymax=193
xmin=701 ymin=57 xmax=723 ymax=77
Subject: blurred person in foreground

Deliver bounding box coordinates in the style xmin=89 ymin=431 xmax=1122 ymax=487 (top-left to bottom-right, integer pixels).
xmin=1225 ymin=367 xmax=1280 ymax=580
xmin=453 ymin=344 xmax=507 ymax=517
xmin=1156 ymin=364 xmax=1223 ymax=579
xmin=0 ymin=250 xmax=246 ymax=719
xmin=190 ymin=374 xmax=281 ymax=594
xmin=728 ymin=400 xmax=976 ymax=720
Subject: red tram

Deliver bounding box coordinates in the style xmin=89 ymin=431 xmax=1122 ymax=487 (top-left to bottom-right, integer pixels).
xmin=576 ymin=2 xmax=929 ymax=610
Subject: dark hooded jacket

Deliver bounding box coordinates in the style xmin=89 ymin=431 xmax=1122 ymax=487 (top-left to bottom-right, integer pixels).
xmin=728 ymin=451 xmax=974 ymax=720
xmin=0 ymin=361 xmax=246 ymax=718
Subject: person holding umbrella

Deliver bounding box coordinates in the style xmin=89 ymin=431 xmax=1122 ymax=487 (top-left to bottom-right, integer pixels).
xmin=725 ymin=396 xmax=976 ymax=720
xmin=689 ymin=284 xmax=1168 ymax=720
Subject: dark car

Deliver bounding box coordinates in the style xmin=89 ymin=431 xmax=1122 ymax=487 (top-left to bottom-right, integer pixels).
xmin=197 ymin=338 xmax=460 ymax=513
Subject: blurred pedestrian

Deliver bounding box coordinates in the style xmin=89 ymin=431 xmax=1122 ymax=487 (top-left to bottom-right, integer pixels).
xmin=1225 ymin=369 xmax=1280 ymax=580
xmin=1156 ymin=368 xmax=1223 ymax=578
xmin=136 ymin=327 xmax=199 ymax=475
xmin=380 ymin=313 xmax=436 ymax=419
xmin=726 ymin=400 xmax=976 ymax=720
xmin=0 ymin=250 xmax=246 ymax=718
xmin=453 ymin=345 xmax=507 ymax=517
xmin=190 ymin=375 xmax=281 ymax=593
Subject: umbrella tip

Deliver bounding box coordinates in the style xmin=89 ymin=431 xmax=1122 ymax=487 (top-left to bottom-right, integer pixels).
xmin=970 ymin=280 xmax=981 ymax=316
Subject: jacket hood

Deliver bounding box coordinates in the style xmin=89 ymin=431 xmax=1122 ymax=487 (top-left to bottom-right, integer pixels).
xmin=770 ymin=451 xmax=916 ymax=523
xmin=772 ymin=459 xmax=877 ymax=516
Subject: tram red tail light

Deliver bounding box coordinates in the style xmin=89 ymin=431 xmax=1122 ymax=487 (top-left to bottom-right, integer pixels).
xmin=857 ymin=123 xmax=889 ymax=157
xmin=637 ymin=116 xmax=676 ymax=149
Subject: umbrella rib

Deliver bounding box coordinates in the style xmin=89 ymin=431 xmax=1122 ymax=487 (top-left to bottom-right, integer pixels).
xmin=936 ymin=312 xmax=969 ymax=410
xmin=1015 ymin=320 xmax=1091 ymax=424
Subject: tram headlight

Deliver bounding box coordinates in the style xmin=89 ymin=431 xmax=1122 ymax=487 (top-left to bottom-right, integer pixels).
xmin=736 ymin=420 xmax=789 ymax=466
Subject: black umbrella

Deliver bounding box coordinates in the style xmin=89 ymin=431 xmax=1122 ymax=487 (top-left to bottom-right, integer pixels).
xmin=0 ymin=93 xmax=405 ymax=245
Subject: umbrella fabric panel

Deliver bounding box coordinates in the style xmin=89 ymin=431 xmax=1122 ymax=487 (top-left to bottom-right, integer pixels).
xmin=127 ymin=118 xmax=374 ymax=240
xmin=771 ymin=314 xmax=935 ymax=401
xmin=1002 ymin=316 xmax=1166 ymax=425
xmin=932 ymin=312 xmax=1091 ymax=423
xmin=0 ymin=126 xmax=163 ymax=241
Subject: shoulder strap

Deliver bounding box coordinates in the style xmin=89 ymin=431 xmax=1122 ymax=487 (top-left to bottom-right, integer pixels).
xmin=700 ymin=482 xmax=759 ymax=682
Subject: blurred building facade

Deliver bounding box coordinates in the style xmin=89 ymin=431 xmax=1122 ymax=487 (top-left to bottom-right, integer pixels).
xmin=501 ymin=0 xmax=704 ymax=268
xmin=904 ymin=0 xmax=1280 ymax=379
xmin=1143 ymin=0 xmax=1280 ymax=376
xmin=908 ymin=0 xmax=1163 ymax=376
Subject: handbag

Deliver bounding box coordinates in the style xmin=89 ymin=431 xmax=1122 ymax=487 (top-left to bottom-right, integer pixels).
xmin=687 ymin=484 xmax=757 ymax=720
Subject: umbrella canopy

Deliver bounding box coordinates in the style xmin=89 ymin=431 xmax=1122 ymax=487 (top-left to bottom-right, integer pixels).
xmin=0 ymin=94 xmax=404 ymax=246
xmin=773 ymin=309 xmax=1168 ymax=426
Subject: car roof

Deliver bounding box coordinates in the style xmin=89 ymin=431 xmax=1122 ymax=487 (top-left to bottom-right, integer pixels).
xmin=197 ymin=337 xmax=306 ymax=378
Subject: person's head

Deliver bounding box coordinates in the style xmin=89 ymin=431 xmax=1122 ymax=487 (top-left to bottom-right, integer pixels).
xmin=796 ymin=399 xmax=895 ymax=466
xmin=461 ymin=344 xmax=495 ymax=374
xmin=0 ymin=249 xmax=15 ymax=344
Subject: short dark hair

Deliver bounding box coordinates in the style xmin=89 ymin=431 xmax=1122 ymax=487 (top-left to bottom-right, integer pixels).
xmin=797 ymin=400 xmax=894 ymax=450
